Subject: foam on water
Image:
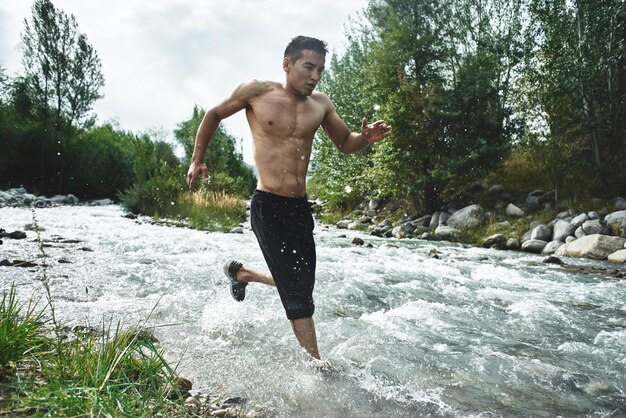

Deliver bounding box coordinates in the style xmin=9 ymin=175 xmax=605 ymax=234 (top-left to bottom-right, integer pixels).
xmin=2 ymin=205 xmax=626 ymax=417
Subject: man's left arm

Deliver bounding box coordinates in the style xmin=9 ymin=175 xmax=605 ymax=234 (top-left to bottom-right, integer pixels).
xmin=321 ymin=99 xmax=391 ymax=154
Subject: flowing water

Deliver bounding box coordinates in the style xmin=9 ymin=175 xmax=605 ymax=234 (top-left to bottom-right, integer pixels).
xmin=1 ymin=205 xmax=625 ymax=417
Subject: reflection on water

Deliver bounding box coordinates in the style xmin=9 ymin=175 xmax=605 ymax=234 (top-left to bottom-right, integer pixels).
xmin=2 ymin=205 xmax=625 ymax=417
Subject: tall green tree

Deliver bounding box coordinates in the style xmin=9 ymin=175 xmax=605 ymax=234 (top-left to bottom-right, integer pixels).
xmin=313 ymin=29 xmax=378 ymax=209
xmin=21 ymin=0 xmax=104 ymax=130
xmin=174 ymin=106 xmax=255 ymax=197
xmin=521 ymin=0 xmax=626 ymax=197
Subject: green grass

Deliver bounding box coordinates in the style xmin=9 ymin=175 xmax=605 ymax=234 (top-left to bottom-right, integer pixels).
xmin=174 ymin=190 xmax=247 ymax=231
xmin=0 ymin=285 xmax=189 ymax=417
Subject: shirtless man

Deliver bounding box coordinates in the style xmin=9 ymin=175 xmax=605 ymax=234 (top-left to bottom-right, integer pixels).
xmin=187 ymin=36 xmax=390 ymax=360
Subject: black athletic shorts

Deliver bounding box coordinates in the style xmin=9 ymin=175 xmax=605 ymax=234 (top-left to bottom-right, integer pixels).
xmin=250 ymin=189 xmax=316 ymax=320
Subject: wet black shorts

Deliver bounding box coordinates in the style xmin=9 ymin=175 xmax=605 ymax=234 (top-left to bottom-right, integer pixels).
xmin=250 ymin=189 xmax=316 ymax=320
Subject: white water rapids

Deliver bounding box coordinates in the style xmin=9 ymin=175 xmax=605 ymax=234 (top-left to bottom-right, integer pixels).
xmin=1 ymin=205 xmax=625 ymax=417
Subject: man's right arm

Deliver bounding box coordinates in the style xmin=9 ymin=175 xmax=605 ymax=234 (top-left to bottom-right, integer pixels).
xmin=187 ymin=80 xmax=269 ymax=191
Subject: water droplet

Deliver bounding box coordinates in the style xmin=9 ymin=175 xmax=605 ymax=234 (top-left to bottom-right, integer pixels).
xmin=373 ymin=103 xmax=380 ymax=111
xmin=345 ymin=185 xmax=352 ymax=193
xmin=57 ymin=152 xmax=61 ymax=156
xmin=170 ymin=201 xmax=175 ymax=206
xmin=292 ymin=250 xmax=297 ymax=254
xmin=300 ymin=155 xmax=305 ymax=160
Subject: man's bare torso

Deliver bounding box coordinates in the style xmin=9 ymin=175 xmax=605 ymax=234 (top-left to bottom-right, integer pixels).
xmin=241 ymin=80 xmax=329 ymax=198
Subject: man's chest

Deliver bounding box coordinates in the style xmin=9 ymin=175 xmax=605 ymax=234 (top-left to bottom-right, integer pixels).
xmin=248 ymin=93 xmax=326 ymax=138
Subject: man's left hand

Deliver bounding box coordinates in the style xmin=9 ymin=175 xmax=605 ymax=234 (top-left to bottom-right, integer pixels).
xmin=360 ymin=117 xmax=392 ymax=144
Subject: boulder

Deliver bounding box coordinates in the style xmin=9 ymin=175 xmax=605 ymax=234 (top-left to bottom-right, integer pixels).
xmin=482 ymin=234 xmax=507 ymax=249
xmin=506 ymin=203 xmax=525 ymax=217
xmin=531 ymin=224 xmax=552 ymax=241
xmin=555 ymin=234 xmax=626 ymax=260
xmin=434 ymin=225 xmax=459 ymax=241
xmin=336 ymin=220 xmax=351 ymax=229
xmin=505 ymin=238 xmax=520 ymax=250
xmin=582 ymin=219 xmax=610 ymax=236
xmin=411 ymin=215 xmax=432 ymax=227
xmin=552 ymin=220 xmax=576 ymax=242
xmin=608 ymin=249 xmax=626 ymax=264
xmin=570 ymin=213 xmax=589 ymax=228
xmin=541 ymin=240 xmax=564 ymax=255
xmin=605 ymin=210 xmax=626 ymax=236
xmin=446 ymin=204 xmax=486 ymax=229
xmin=613 ymin=197 xmax=626 ymax=211
xmin=392 ymin=223 xmax=415 ymax=238
xmin=521 ymin=239 xmax=548 ymax=254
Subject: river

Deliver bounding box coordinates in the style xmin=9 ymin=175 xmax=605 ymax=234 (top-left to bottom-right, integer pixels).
xmin=1 ymin=205 xmax=625 ymax=417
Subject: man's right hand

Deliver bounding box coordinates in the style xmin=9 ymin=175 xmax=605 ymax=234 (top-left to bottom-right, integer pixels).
xmin=187 ymin=161 xmax=208 ymax=192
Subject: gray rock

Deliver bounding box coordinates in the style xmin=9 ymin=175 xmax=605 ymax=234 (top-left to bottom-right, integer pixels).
xmin=368 ymin=199 xmax=381 ymax=211
xmin=605 ymin=210 xmax=626 ymax=236
xmin=613 ymin=197 xmax=626 ymax=211
xmin=352 ymin=237 xmax=364 ymax=246
xmin=552 ymin=220 xmax=576 ymax=242
xmin=531 ymin=224 xmax=552 ymax=241
xmin=587 ymin=211 xmax=600 ymax=220
xmin=525 ymin=195 xmax=540 ymax=212
xmin=565 ymin=236 xmax=577 ymax=243
xmin=521 ymin=229 xmax=533 ymax=244
xmin=505 ymin=238 xmax=520 ymax=250
xmin=521 ymin=239 xmax=548 ymax=254
xmin=582 ymin=219 xmax=610 ymax=236
xmin=570 ymin=213 xmax=589 ymax=228
xmin=575 ymin=226 xmax=585 ymax=239
xmin=555 ymin=234 xmax=626 ymax=260
xmin=446 ymin=204 xmax=486 ymax=229
xmin=230 ymin=227 xmax=244 ymax=234
xmin=482 ymin=234 xmax=507 ymax=249
xmin=543 ymin=255 xmax=564 ymax=265
xmin=89 ymin=198 xmax=113 ymax=206
xmin=336 ymin=220 xmax=351 ymax=229
xmin=392 ymin=223 xmax=415 ymax=238
xmin=542 ymin=240 xmax=564 ymax=255
xmin=411 ymin=215 xmax=432 ymax=227
xmin=434 ymin=225 xmax=459 ymax=241
xmin=506 ymin=203 xmax=525 ymax=217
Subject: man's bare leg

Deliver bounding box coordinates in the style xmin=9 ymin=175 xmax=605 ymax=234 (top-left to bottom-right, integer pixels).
xmin=291 ymin=317 xmax=320 ymax=359
xmin=235 ymin=265 xmax=275 ymax=286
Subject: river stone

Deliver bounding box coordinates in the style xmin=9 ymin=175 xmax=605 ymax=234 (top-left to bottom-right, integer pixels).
xmin=605 ymin=210 xmax=626 ymax=236
xmin=565 ymin=236 xmax=577 ymax=243
xmin=613 ymin=197 xmax=626 ymax=211
xmin=588 ymin=211 xmax=600 ymax=220
xmin=336 ymin=220 xmax=351 ymax=229
xmin=412 ymin=215 xmax=432 ymax=227
xmin=506 ymin=203 xmax=525 ymax=217
xmin=435 ymin=225 xmax=459 ymax=241
xmin=482 ymin=234 xmax=507 ymax=249
xmin=555 ymin=234 xmax=626 ymax=260
xmin=582 ymin=219 xmax=610 ymax=236
xmin=571 ymin=213 xmax=589 ymax=228
xmin=446 ymin=204 xmax=486 ymax=229
xmin=505 ymin=238 xmax=520 ymax=250
xmin=575 ymin=226 xmax=585 ymax=238
xmin=392 ymin=223 xmax=415 ymax=238
xmin=608 ymin=249 xmax=626 ymax=264
xmin=553 ymin=220 xmax=576 ymax=242
xmin=521 ymin=239 xmax=548 ymax=254
xmin=541 ymin=240 xmax=564 ymax=255
xmin=531 ymin=224 xmax=552 ymax=241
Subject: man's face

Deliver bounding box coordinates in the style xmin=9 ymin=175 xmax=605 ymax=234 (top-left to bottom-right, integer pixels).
xmin=284 ymin=50 xmax=325 ymax=96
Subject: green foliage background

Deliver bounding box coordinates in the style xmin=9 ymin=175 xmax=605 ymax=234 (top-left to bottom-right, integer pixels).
xmin=1 ymin=0 xmax=625 ymax=225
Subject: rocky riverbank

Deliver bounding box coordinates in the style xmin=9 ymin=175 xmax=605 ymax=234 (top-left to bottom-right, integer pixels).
xmin=3 ymin=186 xmax=626 ymax=267
xmin=334 ymin=186 xmax=626 ymax=265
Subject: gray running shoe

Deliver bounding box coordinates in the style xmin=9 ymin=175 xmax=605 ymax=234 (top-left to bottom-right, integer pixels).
xmin=223 ymin=259 xmax=247 ymax=301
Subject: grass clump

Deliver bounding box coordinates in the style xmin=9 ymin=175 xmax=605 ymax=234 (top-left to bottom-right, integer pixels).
xmin=176 ymin=189 xmax=247 ymax=231
xmin=0 ymin=285 xmax=189 ymax=417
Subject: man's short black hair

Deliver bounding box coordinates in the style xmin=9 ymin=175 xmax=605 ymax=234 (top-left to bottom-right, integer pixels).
xmin=284 ymin=36 xmax=328 ymax=62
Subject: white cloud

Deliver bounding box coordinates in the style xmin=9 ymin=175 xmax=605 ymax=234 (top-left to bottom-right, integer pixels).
xmin=0 ymin=0 xmax=368 ymax=163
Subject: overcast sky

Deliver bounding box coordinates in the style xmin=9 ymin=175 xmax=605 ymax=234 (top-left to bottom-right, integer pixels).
xmin=0 ymin=0 xmax=368 ymax=163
